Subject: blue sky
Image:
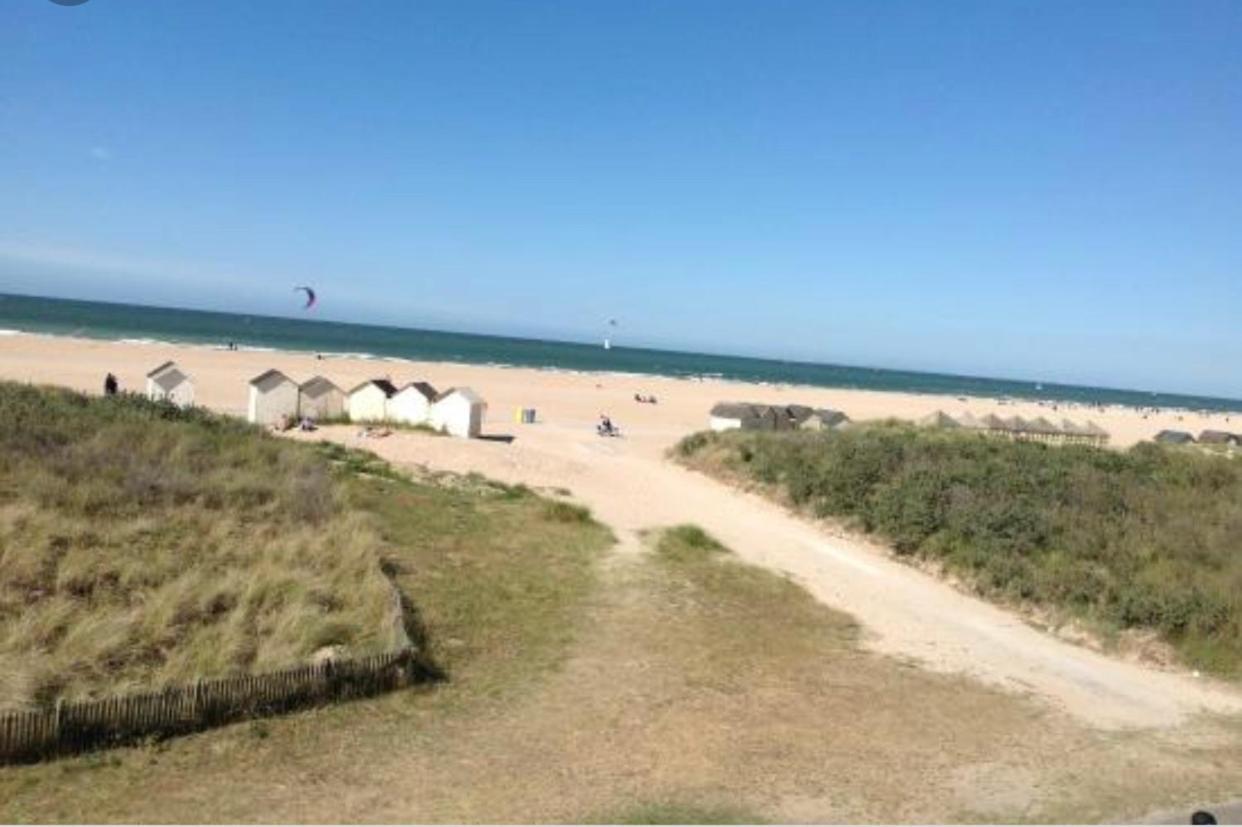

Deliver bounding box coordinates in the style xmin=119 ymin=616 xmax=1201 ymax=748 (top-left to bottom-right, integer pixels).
xmin=1 ymin=1 xmax=1239 ymax=396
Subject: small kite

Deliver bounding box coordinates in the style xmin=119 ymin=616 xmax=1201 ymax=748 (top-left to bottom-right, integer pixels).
xmin=294 ymin=286 xmax=317 ymax=310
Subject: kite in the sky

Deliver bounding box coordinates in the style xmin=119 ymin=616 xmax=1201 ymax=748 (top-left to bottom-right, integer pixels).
xmin=294 ymin=286 xmax=317 ymax=310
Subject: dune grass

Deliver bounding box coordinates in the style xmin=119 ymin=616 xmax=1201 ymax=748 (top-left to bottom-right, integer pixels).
xmin=675 ymin=424 xmax=1242 ymax=675
xmin=0 ymin=384 xmax=405 ymax=710
xmin=0 ymin=383 xmax=611 ymax=712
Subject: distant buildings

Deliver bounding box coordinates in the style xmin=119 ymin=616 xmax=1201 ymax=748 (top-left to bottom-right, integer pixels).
xmin=709 ymin=402 xmax=851 ymax=433
xmin=1154 ymin=430 xmax=1196 ymax=445
xmin=1198 ymin=430 xmax=1241 ymax=447
xmin=146 ymin=361 xmax=194 ymax=408
xmin=919 ymin=410 xmax=1110 ymax=447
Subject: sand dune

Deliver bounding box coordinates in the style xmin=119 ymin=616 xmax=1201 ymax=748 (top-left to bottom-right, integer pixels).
xmin=4 ymin=332 xmax=1241 ymax=729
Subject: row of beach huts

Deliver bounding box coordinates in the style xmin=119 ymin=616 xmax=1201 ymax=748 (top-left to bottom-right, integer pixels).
xmin=709 ymin=402 xmax=852 ymax=432
xmin=708 ymin=400 xmax=1112 ymax=447
xmin=144 ymin=361 xmax=486 ymax=438
xmin=918 ymin=410 xmax=1109 ymax=446
xmin=1154 ymin=429 xmax=1242 ymax=448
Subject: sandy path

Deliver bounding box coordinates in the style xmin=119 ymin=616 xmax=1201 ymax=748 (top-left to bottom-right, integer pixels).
xmin=308 ymin=418 xmax=1242 ymax=731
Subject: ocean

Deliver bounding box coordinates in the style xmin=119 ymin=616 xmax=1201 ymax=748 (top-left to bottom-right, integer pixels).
xmin=1 ymin=292 xmax=1238 ymax=413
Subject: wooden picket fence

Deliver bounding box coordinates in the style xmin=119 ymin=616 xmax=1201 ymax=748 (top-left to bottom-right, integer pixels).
xmin=0 ymin=648 xmax=433 ymax=764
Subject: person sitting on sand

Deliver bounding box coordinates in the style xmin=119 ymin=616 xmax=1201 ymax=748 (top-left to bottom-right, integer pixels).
xmin=1191 ymin=811 xmax=1217 ymax=825
xmin=599 ymin=414 xmax=614 ymax=435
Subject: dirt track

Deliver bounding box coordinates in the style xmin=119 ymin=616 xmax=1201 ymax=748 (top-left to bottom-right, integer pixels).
xmin=305 ymin=418 xmax=1242 ymax=731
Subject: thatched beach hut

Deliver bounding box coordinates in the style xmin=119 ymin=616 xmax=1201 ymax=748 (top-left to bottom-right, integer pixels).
xmin=1083 ymin=421 xmax=1109 ymax=446
xmin=980 ymin=414 xmax=1010 ymax=435
xmin=919 ymin=411 xmax=960 ymax=429
xmin=955 ymin=412 xmax=987 ymax=431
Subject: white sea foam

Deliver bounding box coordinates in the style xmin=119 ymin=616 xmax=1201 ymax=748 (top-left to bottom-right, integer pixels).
xmin=0 ymin=329 xmax=22 ymax=336
xmin=318 ymin=351 xmax=382 ymax=361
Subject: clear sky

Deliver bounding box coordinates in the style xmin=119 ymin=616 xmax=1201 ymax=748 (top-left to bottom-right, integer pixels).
xmin=1 ymin=1 xmax=1239 ymax=396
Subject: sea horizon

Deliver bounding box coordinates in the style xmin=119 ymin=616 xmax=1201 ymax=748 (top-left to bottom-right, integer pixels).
xmin=1 ymin=291 xmax=1239 ymax=414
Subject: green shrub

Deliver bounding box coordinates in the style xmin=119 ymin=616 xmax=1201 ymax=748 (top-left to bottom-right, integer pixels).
xmin=677 ymin=423 xmax=1242 ymax=675
xmin=542 ymin=500 xmax=592 ymax=524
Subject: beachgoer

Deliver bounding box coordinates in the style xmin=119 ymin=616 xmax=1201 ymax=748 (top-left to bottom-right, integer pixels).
xmin=103 ymin=373 xmax=118 ymax=396
xmin=1191 ymin=811 xmax=1217 ymax=825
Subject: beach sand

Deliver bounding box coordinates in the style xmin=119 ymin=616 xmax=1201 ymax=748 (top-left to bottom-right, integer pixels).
xmin=0 ymin=331 xmax=1233 ymax=451
xmin=3 ymin=332 xmax=1241 ymax=731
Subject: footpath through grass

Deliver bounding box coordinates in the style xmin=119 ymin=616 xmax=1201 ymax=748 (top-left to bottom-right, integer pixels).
xmin=676 ymin=425 xmax=1242 ymax=676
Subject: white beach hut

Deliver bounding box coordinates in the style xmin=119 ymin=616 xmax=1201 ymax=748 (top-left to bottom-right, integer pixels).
xmin=146 ymin=361 xmax=194 ymax=408
xmin=347 ymin=379 xmax=399 ymax=423
xmin=388 ymin=381 xmax=438 ymax=426
xmin=248 ymin=369 xmax=299 ymax=426
xmin=299 ymin=376 xmax=345 ymax=421
xmin=430 ymin=387 xmax=487 ymax=438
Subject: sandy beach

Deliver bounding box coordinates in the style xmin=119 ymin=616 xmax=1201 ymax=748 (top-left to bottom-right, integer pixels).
xmin=3 ymin=331 xmax=1241 ymax=731
xmin=0 ymin=331 xmax=1235 ymax=450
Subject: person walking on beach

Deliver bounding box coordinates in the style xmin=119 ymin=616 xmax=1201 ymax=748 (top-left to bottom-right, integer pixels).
xmin=103 ymin=373 xmax=118 ymax=396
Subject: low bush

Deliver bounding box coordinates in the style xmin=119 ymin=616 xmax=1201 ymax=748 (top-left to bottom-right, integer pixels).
xmin=676 ymin=425 xmax=1242 ymax=675
xmin=542 ymin=500 xmax=593 ymax=524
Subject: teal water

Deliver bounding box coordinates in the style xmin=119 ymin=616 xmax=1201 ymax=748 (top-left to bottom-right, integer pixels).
xmin=2 ymin=292 xmax=1239 ymax=412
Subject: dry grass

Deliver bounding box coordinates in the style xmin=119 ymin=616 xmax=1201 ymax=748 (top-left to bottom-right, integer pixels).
xmin=2 ymin=426 xmax=1241 ymax=824
xmin=0 ymin=384 xmax=411 ymax=710
xmin=0 ymin=383 xmax=610 ymax=713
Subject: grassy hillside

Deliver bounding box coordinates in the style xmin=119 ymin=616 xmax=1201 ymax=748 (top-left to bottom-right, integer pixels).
xmin=675 ymin=425 xmax=1242 ymax=675
xmin=0 ymin=383 xmax=611 ymax=712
